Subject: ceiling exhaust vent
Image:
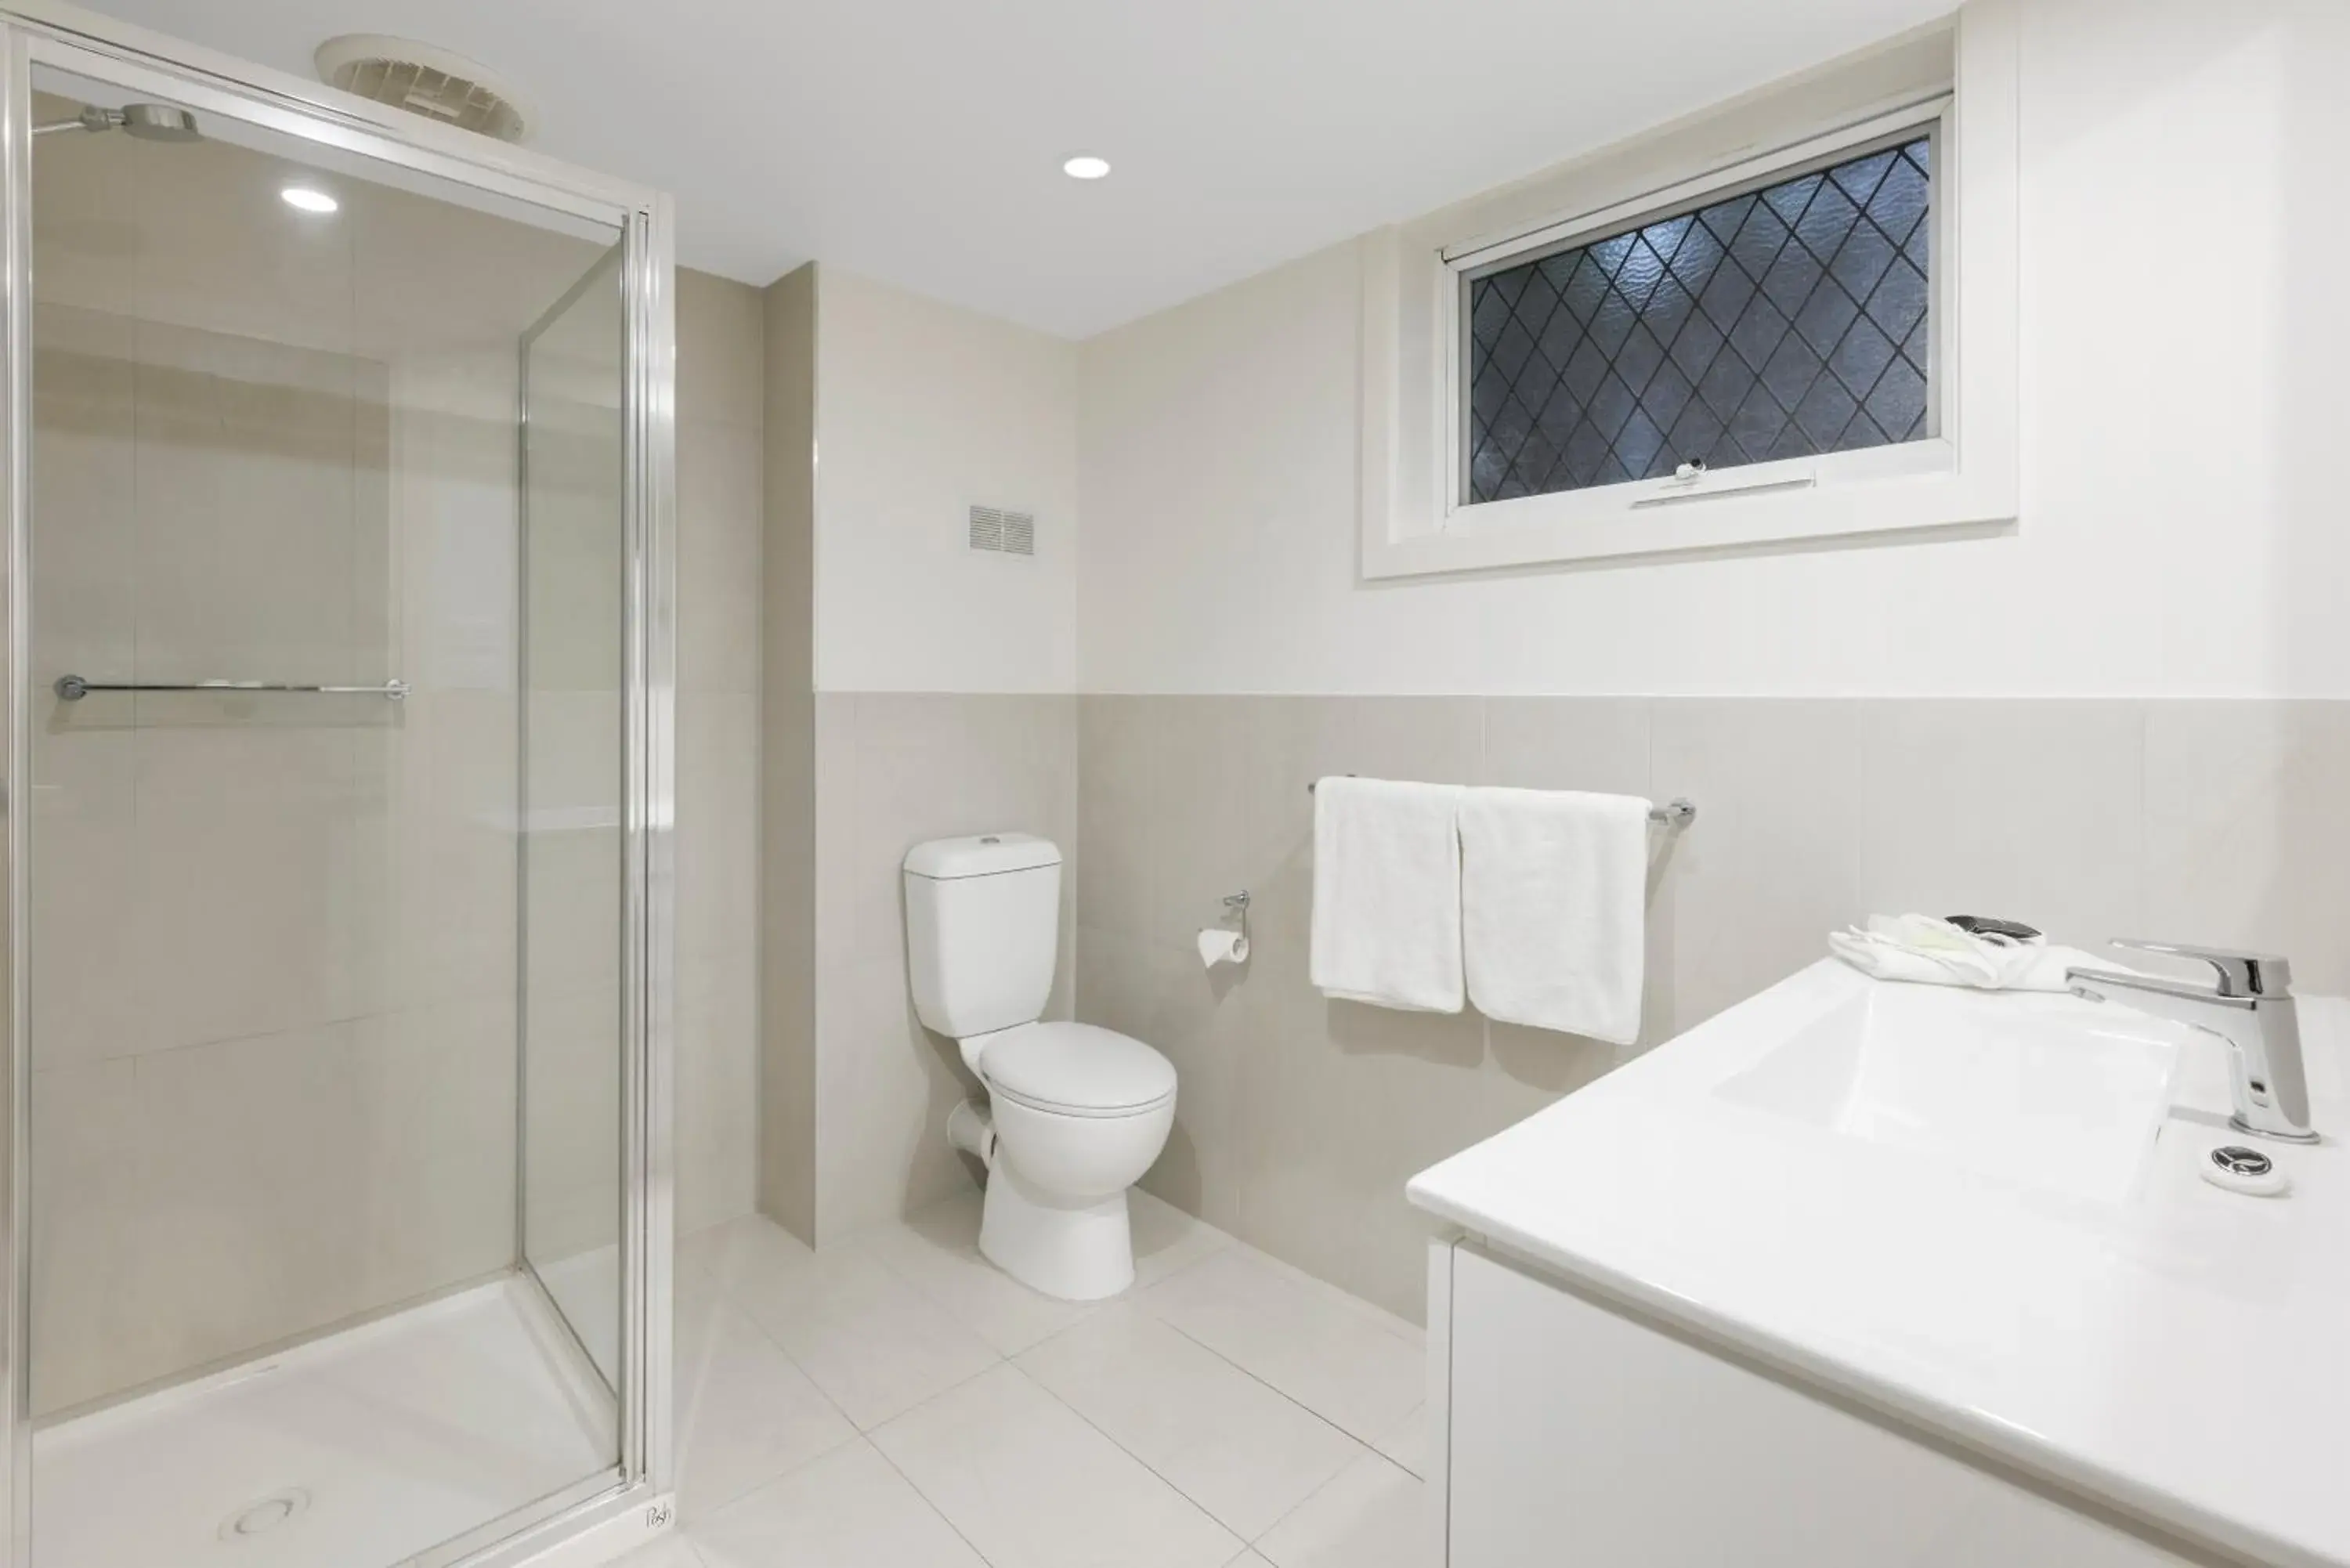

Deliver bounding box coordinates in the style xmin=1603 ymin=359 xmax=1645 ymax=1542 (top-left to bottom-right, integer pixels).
xmin=315 ymin=35 xmax=533 ymax=143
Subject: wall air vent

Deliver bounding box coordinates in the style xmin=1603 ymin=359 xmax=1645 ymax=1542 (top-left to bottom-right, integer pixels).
xmin=968 ymin=505 xmax=1036 ymax=557
xmin=315 ymin=34 xmax=533 ymax=143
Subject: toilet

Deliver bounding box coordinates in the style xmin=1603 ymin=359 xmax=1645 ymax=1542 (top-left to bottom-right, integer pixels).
xmin=904 ymin=833 xmax=1177 ymax=1301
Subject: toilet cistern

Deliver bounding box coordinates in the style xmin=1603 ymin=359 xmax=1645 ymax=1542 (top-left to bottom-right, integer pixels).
xmin=904 ymin=833 xmax=1178 ymax=1299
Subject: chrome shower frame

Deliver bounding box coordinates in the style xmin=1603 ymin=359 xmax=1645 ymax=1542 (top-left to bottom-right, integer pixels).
xmin=0 ymin=2 xmax=678 ymax=1564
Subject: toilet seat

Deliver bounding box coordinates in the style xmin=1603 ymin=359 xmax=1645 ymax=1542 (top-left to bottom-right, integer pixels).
xmin=983 ymin=1022 xmax=1175 ymax=1118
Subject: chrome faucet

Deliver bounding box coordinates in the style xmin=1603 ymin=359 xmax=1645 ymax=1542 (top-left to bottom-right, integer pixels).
xmin=2066 ymin=941 xmax=2317 ymax=1144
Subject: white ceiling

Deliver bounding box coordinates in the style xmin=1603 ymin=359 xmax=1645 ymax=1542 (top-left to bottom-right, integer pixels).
xmin=88 ymin=0 xmax=1952 ymax=338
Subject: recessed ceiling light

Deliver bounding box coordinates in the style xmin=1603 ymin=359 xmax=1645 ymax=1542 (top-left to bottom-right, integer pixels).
xmin=1061 ymin=155 xmax=1110 ymax=181
xmin=280 ymin=186 xmax=338 ymax=214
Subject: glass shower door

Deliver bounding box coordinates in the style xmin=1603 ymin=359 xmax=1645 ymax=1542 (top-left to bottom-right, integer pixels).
xmin=519 ymin=246 xmax=627 ymax=1389
xmin=14 ymin=42 xmax=663 ymax=1568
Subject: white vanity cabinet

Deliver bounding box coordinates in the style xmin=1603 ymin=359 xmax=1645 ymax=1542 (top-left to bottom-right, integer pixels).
xmin=1427 ymin=1237 xmax=2210 ymax=1568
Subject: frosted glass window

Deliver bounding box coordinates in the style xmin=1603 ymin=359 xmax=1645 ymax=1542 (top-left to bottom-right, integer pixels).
xmin=1466 ymin=135 xmax=1932 ymax=503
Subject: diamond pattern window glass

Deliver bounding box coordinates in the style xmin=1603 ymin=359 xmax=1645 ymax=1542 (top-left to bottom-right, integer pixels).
xmin=1466 ymin=135 xmax=1932 ymax=505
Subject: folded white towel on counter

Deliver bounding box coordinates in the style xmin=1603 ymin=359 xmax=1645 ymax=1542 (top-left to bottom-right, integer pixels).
xmin=1310 ymin=775 xmax=1465 ymax=1013
xmin=1828 ymin=914 xmax=2110 ymax=992
xmin=1459 ymin=787 xmax=1649 ymax=1044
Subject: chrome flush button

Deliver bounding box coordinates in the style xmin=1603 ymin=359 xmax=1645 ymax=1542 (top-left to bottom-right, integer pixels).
xmin=2200 ymin=1143 xmax=2288 ymax=1198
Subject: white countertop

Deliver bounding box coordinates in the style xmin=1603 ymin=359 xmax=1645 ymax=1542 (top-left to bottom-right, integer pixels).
xmin=1408 ymin=959 xmax=2350 ymax=1568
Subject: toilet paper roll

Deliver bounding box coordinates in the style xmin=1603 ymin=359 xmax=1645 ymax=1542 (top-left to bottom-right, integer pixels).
xmin=1197 ymin=927 xmax=1250 ymax=969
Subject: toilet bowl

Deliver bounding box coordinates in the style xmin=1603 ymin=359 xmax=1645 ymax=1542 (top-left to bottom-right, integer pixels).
xmin=903 ymin=834 xmax=1179 ymax=1301
xmin=956 ymin=1021 xmax=1175 ymax=1300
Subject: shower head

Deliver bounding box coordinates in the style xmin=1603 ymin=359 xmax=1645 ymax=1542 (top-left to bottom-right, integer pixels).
xmin=33 ymin=103 xmax=201 ymax=142
xmin=114 ymin=103 xmax=201 ymax=142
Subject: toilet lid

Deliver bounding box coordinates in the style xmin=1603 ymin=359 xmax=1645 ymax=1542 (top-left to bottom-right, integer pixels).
xmin=984 ymin=1023 xmax=1176 ymax=1118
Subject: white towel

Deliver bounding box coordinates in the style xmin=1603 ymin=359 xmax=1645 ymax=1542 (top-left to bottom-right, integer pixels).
xmin=1828 ymin=914 xmax=2113 ymax=992
xmin=1310 ymin=776 xmax=1465 ymax=1012
xmin=1459 ymin=788 xmax=1649 ymax=1045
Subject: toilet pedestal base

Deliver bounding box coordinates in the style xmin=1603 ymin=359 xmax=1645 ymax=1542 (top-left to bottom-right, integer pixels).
xmin=979 ymin=1164 xmax=1134 ymax=1302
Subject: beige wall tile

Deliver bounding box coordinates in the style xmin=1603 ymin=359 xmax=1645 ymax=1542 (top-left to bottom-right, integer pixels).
xmin=665 ymin=273 xmax=765 ymax=1240
xmin=28 ymin=721 xmax=139 ymax=1071
xmin=24 ymin=302 xmax=533 ymax=1401
xmin=1076 ymin=694 xmax=1155 ymax=943
xmin=352 ymin=1000 xmax=519 ymax=1306
xmin=127 ymin=719 xmax=384 ymax=1053
xmin=18 ymin=168 xmax=771 ymax=1416
xmin=522 ymin=977 xmax=624 ymax=1266
xmin=677 ymin=268 xmax=766 ymax=432
xmin=677 ymin=690 xmax=762 ymax=1230
xmin=677 ymin=416 xmax=764 ymax=696
xmin=31 ymin=1024 xmax=374 ymax=1414
xmin=1076 ymin=693 xmax=2266 ymax=1326
xmin=33 ymin=305 xmax=136 ymax=682
xmin=1479 ymin=697 xmax=1650 ymax=794
xmin=2144 ymin=700 xmax=2350 ymax=993
xmin=1651 ymin=699 xmax=2145 ymax=1028
xmin=808 ymin=692 xmax=1079 ymax=1241
xmin=757 ymin=266 xmax=819 ymax=1240
xmin=815 ymin=948 xmax=982 ymax=1240
xmin=128 ymin=323 xmax=371 ymax=688
xmin=386 ymin=691 xmax=518 ymax=1009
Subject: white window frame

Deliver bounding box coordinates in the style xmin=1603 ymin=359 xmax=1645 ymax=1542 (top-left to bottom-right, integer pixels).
xmin=1358 ymin=2 xmax=2019 ymax=580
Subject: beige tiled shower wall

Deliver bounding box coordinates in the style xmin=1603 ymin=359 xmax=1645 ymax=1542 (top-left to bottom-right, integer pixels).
xmin=1076 ymin=695 xmax=2350 ymax=1324
xmin=808 ymin=692 xmax=1078 ymax=1242
xmin=24 ymin=269 xmax=764 ymax=1414
xmin=25 ymin=303 xmax=507 ymax=1414
xmin=674 ymin=269 xmax=766 ymax=1236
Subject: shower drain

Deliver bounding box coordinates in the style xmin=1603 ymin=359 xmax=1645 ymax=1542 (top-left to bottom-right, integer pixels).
xmin=217 ymin=1487 xmax=310 ymax=1542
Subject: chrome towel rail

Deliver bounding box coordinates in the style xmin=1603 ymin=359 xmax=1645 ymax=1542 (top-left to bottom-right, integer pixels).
xmin=54 ymin=674 xmax=410 ymax=702
xmin=1306 ymin=776 xmax=1695 ymax=827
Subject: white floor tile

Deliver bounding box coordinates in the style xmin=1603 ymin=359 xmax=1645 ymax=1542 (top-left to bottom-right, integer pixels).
xmin=1017 ymin=1304 xmax=1365 ymax=1541
xmin=673 ymin=1277 xmax=857 ymax=1517
xmin=610 ymin=1534 xmax=707 ymax=1567
xmin=872 ymin=1364 xmax=1242 ymax=1568
xmin=1139 ymin=1246 xmax=1424 ymax=1445
xmin=1129 ymin=1188 xmax=1232 ymax=1286
xmin=680 ymin=1215 xmax=819 ymax=1302
xmin=691 ymin=1215 xmax=1000 ymax=1430
xmin=691 ymin=1439 xmax=987 ymax=1568
xmin=862 ymin=1192 xmax=1104 ymax=1356
xmin=1373 ymin=1404 xmax=1429 ymax=1479
xmin=1224 ymin=1555 xmax=1277 ymax=1567
xmin=1256 ymin=1450 xmax=1428 ymax=1568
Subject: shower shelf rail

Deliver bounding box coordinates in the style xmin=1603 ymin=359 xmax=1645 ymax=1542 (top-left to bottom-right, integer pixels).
xmin=53 ymin=674 xmax=410 ymax=701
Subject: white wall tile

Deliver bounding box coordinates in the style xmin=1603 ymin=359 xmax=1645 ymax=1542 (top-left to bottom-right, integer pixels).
xmin=2144 ymin=700 xmax=2350 ymax=993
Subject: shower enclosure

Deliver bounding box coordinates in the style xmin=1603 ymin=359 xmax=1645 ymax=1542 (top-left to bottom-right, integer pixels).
xmin=0 ymin=5 xmax=675 ymax=1566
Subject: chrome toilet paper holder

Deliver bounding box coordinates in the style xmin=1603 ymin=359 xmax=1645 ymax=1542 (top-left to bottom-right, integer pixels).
xmin=1221 ymin=890 xmax=1250 ymax=946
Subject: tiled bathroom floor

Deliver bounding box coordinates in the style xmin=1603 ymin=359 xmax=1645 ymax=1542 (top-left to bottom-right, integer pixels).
xmin=641 ymin=1190 xmax=1430 ymax=1568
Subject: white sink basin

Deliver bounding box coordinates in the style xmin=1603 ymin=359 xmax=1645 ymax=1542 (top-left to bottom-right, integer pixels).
xmin=1715 ymin=984 xmax=2186 ymax=1205
xmin=1411 ymin=960 xmax=2350 ymax=1567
